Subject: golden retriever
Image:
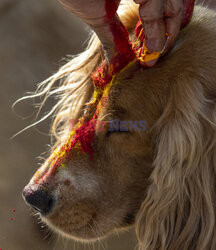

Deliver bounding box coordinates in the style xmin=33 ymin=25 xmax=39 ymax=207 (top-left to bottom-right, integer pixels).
xmin=23 ymin=1 xmax=216 ymax=249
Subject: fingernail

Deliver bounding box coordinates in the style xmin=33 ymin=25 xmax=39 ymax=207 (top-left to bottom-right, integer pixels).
xmin=140 ymin=58 xmax=158 ymax=68
xmin=146 ymin=38 xmax=163 ymax=53
xmin=146 ymin=39 xmax=157 ymax=52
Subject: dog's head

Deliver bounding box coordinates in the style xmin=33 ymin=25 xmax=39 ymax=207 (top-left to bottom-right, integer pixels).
xmin=23 ymin=58 xmax=155 ymax=240
xmin=23 ymin=5 xmax=216 ymax=250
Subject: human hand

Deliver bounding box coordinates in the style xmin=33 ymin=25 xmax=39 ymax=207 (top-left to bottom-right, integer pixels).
xmin=134 ymin=0 xmax=195 ymax=67
xmin=58 ymin=0 xmax=194 ymax=67
xmin=58 ymin=0 xmax=123 ymax=60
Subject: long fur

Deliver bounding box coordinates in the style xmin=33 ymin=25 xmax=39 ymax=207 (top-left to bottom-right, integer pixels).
xmin=26 ymin=1 xmax=216 ymax=249
xmin=136 ymin=72 xmax=216 ymax=249
xmin=135 ymin=6 xmax=216 ymax=249
xmin=26 ymin=0 xmax=138 ymax=148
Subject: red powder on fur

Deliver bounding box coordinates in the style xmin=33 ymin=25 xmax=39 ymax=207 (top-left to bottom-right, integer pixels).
xmin=105 ymin=0 xmax=120 ymax=21
xmin=68 ymin=117 xmax=98 ymax=158
xmin=91 ymin=0 xmax=135 ymax=90
xmin=91 ymin=62 xmax=112 ymax=90
xmin=135 ymin=19 xmax=145 ymax=42
xmin=92 ymin=49 xmax=135 ymax=90
xmin=109 ymin=18 xmax=133 ymax=56
xmin=41 ymin=0 xmax=195 ymax=174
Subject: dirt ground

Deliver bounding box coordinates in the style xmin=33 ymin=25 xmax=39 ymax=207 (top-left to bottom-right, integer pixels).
xmin=0 ymin=0 xmax=215 ymax=250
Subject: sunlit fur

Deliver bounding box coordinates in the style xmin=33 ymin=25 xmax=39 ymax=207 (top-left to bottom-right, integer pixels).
xmin=26 ymin=1 xmax=216 ymax=249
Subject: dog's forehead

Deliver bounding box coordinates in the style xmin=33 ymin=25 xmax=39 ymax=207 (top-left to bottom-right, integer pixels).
xmin=102 ymin=65 xmax=144 ymax=112
xmin=97 ymin=87 xmax=129 ymax=121
xmin=33 ymin=26 xmax=149 ymax=177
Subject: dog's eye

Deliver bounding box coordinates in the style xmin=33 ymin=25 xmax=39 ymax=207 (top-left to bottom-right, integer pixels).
xmin=104 ymin=120 xmax=134 ymax=137
xmin=105 ymin=130 xmax=131 ymax=138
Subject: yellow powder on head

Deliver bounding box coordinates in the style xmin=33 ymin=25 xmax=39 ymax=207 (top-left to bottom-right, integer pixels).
xmin=140 ymin=47 xmax=160 ymax=63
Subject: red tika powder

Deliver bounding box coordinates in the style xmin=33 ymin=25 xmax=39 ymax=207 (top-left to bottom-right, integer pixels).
xmin=41 ymin=0 xmax=195 ymax=174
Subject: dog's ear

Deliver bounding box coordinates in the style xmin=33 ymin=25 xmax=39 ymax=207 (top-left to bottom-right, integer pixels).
xmin=135 ymin=76 xmax=216 ymax=250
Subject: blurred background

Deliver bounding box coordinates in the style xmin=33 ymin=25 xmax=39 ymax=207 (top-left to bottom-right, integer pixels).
xmin=0 ymin=0 xmax=215 ymax=250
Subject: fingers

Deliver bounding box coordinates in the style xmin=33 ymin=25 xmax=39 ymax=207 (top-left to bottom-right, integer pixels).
xmin=57 ymin=0 xmax=126 ymax=61
xmin=134 ymin=0 xmax=184 ymax=67
xmin=58 ymin=0 xmax=120 ymax=22
xmin=138 ymin=0 xmax=166 ymax=67
xmin=163 ymin=0 xmax=183 ymax=54
xmin=58 ymin=0 xmax=105 ymax=20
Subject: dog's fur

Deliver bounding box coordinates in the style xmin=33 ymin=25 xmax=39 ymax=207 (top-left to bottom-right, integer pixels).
xmin=26 ymin=2 xmax=216 ymax=249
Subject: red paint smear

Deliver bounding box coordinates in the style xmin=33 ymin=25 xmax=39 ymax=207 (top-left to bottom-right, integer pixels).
xmin=105 ymin=0 xmax=134 ymax=58
xmin=105 ymin=0 xmax=120 ymax=21
xmin=93 ymin=1 xmax=135 ymax=89
xmin=61 ymin=1 xmax=135 ymax=161
xmin=49 ymin=47 xmax=135 ymax=172
xmin=59 ymin=0 xmax=195 ymax=162
xmin=109 ymin=18 xmax=132 ymax=56
xmin=92 ymin=50 xmax=135 ymax=90
xmin=48 ymin=1 xmax=134 ymax=169
xmin=135 ymin=19 xmax=145 ymax=42
xmin=43 ymin=117 xmax=98 ymax=177
xmin=10 ymin=218 xmax=14 ymax=221
xmin=12 ymin=209 xmax=15 ymax=213
xmin=38 ymin=1 xmax=195 ymax=178
xmin=91 ymin=62 xmax=111 ymax=90
xmin=49 ymin=47 xmax=135 ymax=171
xmin=69 ymin=118 xmax=97 ymax=159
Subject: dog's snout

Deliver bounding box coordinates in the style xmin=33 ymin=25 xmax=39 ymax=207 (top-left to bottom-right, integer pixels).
xmin=23 ymin=185 xmax=55 ymax=216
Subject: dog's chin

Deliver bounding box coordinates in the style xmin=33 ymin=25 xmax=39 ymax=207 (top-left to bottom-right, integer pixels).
xmin=41 ymin=213 xmax=114 ymax=242
xmin=40 ymin=210 xmax=135 ymax=242
xmin=44 ymin=220 xmax=100 ymax=241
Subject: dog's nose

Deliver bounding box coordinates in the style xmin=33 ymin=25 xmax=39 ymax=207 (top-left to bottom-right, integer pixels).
xmin=23 ymin=185 xmax=55 ymax=215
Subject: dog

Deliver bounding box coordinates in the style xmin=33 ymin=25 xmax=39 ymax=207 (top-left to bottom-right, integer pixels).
xmin=23 ymin=1 xmax=216 ymax=249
